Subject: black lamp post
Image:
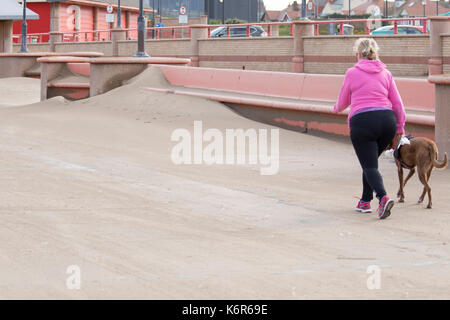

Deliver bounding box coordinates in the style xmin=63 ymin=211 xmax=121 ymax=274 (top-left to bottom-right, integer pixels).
xmin=301 ymin=0 xmax=306 ymax=19
xmin=19 ymin=0 xmax=28 ymax=53
xmin=219 ymin=0 xmax=225 ymax=24
xmin=349 ymin=0 xmax=351 ymax=19
xmin=422 ymin=0 xmax=426 ymax=17
xmin=117 ymin=0 xmax=122 ymax=28
xmin=152 ymin=0 xmax=155 ymax=39
xmin=135 ymin=0 xmax=149 ymax=57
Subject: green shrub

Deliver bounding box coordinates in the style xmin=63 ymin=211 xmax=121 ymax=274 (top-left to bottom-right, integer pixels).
xmin=225 ymin=18 xmax=248 ymax=25
xmin=279 ymin=24 xmax=291 ymax=36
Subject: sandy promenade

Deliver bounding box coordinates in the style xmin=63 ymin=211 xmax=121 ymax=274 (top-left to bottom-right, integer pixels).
xmin=0 ymin=68 xmax=449 ymax=299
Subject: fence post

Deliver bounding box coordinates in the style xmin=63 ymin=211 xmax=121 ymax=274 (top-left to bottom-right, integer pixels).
xmin=190 ymin=24 xmax=208 ymax=67
xmin=49 ymin=32 xmax=62 ymax=52
xmin=0 ymin=21 xmax=13 ymax=53
xmin=271 ymin=24 xmax=280 ymax=37
xmin=111 ymin=28 xmax=126 ymax=57
xmin=428 ymin=75 xmax=450 ymax=159
xmin=428 ymin=16 xmax=450 ymax=75
xmin=292 ymin=20 xmax=313 ymax=73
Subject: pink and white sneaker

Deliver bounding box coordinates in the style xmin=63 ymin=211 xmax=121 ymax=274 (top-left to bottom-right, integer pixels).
xmin=377 ymin=196 xmax=394 ymax=219
xmin=356 ymin=200 xmax=372 ymax=213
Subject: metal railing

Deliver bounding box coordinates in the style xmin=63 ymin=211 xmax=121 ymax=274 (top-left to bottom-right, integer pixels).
xmin=311 ymin=17 xmax=429 ymax=36
xmin=13 ymin=16 xmax=449 ymax=44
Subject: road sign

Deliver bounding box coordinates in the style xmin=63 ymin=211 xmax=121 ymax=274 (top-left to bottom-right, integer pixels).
xmin=179 ymin=5 xmax=187 ymax=15
xmin=107 ymin=5 xmax=113 ymax=14
xmin=179 ymin=15 xmax=188 ymax=24
xmin=106 ymin=13 xmax=115 ymax=23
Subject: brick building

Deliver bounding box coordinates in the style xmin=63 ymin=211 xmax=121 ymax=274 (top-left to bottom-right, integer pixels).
xmin=13 ymin=0 xmax=153 ymax=42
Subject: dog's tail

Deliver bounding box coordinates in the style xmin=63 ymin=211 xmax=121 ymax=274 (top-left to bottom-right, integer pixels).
xmin=430 ymin=143 xmax=448 ymax=169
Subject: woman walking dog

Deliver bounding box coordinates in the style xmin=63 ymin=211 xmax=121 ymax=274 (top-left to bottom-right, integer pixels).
xmin=334 ymin=38 xmax=406 ymax=219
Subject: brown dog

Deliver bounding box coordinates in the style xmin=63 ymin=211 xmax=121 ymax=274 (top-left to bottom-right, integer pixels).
xmin=394 ymin=137 xmax=448 ymax=208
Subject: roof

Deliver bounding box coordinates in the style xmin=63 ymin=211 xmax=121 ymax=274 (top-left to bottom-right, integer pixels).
xmin=351 ymin=0 xmax=396 ymax=15
xmin=0 ymin=0 xmax=39 ymax=20
xmin=397 ymin=0 xmax=450 ymax=17
xmin=266 ymin=10 xmax=281 ymax=21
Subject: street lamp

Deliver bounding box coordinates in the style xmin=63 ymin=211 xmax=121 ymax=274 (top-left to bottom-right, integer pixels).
xmin=301 ymin=0 xmax=306 ymax=19
xmin=19 ymin=0 xmax=28 ymax=53
xmin=152 ymin=0 xmax=155 ymax=39
xmin=158 ymin=0 xmax=162 ymax=24
xmin=384 ymin=0 xmax=395 ymax=18
xmin=219 ymin=0 xmax=225 ymax=24
xmin=431 ymin=0 xmax=439 ymax=15
xmin=117 ymin=0 xmax=122 ymax=28
xmin=422 ymin=0 xmax=426 ymax=17
xmin=349 ymin=0 xmax=351 ymax=19
xmin=134 ymin=0 xmax=149 ymax=57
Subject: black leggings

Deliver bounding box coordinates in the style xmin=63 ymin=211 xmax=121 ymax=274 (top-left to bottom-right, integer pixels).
xmin=350 ymin=110 xmax=397 ymax=202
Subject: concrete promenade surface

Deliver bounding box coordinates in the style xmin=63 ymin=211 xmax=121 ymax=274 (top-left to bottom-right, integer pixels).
xmin=0 ymin=69 xmax=449 ymax=299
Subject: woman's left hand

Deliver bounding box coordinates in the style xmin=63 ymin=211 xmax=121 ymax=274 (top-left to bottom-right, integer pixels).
xmin=392 ymin=133 xmax=402 ymax=149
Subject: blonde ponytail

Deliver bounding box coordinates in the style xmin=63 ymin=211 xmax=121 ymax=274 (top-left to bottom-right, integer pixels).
xmin=354 ymin=38 xmax=379 ymax=60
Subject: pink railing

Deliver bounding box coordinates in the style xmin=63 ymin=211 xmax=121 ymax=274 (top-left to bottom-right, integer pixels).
xmin=13 ymin=16 xmax=447 ymax=44
xmin=311 ymin=17 xmax=429 ymax=36
xmin=60 ymin=29 xmax=111 ymax=42
xmin=13 ymin=32 xmax=50 ymax=44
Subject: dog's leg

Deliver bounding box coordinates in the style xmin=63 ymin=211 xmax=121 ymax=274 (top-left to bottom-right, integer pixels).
xmin=426 ymin=167 xmax=433 ymax=209
xmin=403 ymin=167 xmax=415 ymax=187
xmin=398 ymin=167 xmax=415 ymax=202
xmin=417 ymin=169 xmax=432 ymax=209
xmin=397 ymin=163 xmax=404 ymax=202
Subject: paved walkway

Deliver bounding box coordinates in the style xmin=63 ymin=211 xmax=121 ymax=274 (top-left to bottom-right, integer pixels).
xmin=0 ymin=71 xmax=449 ymax=299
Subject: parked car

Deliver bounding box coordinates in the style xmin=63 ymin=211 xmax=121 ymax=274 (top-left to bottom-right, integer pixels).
xmin=210 ymin=25 xmax=268 ymax=38
xmin=370 ymin=25 xmax=424 ymax=35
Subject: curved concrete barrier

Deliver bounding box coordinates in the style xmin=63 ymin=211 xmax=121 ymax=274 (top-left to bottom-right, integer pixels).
xmin=0 ymin=52 xmax=103 ymax=79
xmin=144 ymin=66 xmax=436 ymax=139
xmin=156 ymin=65 xmax=435 ymax=113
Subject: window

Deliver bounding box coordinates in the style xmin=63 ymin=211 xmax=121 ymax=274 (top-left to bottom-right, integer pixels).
xmin=406 ymin=27 xmax=422 ymax=34
xmin=230 ymin=27 xmax=247 ymax=37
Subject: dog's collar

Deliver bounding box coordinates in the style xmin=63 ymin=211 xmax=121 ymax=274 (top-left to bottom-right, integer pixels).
xmin=394 ymin=135 xmax=415 ymax=169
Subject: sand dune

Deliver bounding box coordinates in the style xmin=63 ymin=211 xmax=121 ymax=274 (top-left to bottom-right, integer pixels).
xmin=0 ymin=77 xmax=41 ymax=108
xmin=0 ymin=67 xmax=449 ymax=299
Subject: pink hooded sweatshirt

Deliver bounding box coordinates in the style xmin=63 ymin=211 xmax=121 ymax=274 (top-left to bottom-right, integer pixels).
xmin=333 ymin=59 xmax=406 ymax=134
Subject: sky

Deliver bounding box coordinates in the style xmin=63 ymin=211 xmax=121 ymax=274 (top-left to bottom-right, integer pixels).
xmin=263 ymin=0 xmax=295 ymax=11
